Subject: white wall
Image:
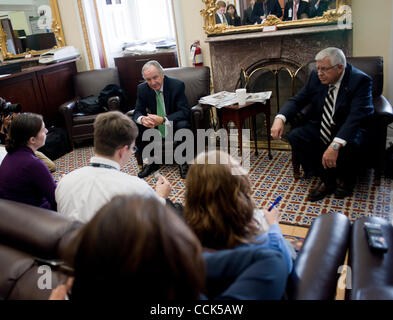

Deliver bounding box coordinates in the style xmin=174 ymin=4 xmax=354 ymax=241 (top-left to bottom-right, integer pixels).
xmin=352 ymin=0 xmax=393 ymax=102
xmin=388 ymin=4 xmax=393 ymax=104
xmin=57 ymin=0 xmax=89 ymax=71
xmin=57 ymin=0 xmax=393 ymax=103
xmin=172 ymin=0 xmax=210 ymax=68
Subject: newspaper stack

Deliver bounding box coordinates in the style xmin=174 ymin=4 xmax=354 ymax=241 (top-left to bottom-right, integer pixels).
xmin=199 ymin=91 xmax=272 ymax=109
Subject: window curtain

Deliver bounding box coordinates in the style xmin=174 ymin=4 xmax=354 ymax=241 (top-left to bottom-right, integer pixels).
xmin=94 ymin=0 xmax=176 ymax=67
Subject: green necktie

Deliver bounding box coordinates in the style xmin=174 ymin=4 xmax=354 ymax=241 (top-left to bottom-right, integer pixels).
xmin=155 ymin=90 xmax=166 ymax=137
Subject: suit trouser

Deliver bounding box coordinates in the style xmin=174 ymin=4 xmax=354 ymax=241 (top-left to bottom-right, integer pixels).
xmin=135 ymin=120 xmax=191 ymax=165
xmin=288 ymin=121 xmax=361 ymax=187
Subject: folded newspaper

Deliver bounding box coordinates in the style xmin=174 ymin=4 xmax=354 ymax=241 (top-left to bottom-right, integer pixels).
xmin=198 ymin=91 xmax=272 ymax=109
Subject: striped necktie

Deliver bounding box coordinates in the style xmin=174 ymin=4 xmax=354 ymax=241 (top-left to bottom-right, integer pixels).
xmin=320 ymin=85 xmax=336 ymax=145
xmin=155 ymin=90 xmax=166 ymax=137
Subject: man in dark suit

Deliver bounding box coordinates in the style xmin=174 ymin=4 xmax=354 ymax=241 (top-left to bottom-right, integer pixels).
xmin=215 ymin=1 xmax=229 ymax=25
xmin=133 ymin=60 xmax=191 ymax=179
xmin=283 ymin=0 xmax=310 ymax=21
xmin=271 ymin=47 xmax=374 ymax=202
xmin=243 ymin=0 xmax=256 ymax=25
xmin=251 ymin=0 xmax=282 ymax=24
xmin=309 ymin=0 xmax=335 ymax=18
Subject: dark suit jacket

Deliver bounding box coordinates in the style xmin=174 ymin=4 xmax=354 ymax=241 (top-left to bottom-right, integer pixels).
xmin=203 ymin=247 xmax=288 ymax=300
xmin=251 ymin=0 xmax=283 ymax=24
xmin=279 ymin=63 xmax=374 ymax=145
xmin=283 ymin=0 xmax=310 ymax=21
xmin=242 ymin=6 xmax=254 ymax=25
xmin=215 ymin=13 xmax=228 ymax=25
xmin=227 ymin=15 xmax=241 ymax=26
xmin=309 ymin=0 xmax=329 ymax=17
xmin=133 ymin=75 xmax=190 ymax=125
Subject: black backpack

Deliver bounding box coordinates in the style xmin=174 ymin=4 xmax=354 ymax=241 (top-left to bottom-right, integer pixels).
xmin=38 ymin=127 xmax=71 ymax=160
xmin=98 ymin=84 xmax=130 ymax=113
xmin=76 ymin=96 xmax=104 ymax=115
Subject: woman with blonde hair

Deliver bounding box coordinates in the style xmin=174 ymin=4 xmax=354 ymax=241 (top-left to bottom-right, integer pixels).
xmin=184 ymin=150 xmax=293 ymax=274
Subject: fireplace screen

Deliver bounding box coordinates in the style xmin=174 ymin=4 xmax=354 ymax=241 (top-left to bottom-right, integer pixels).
xmin=238 ymin=58 xmax=309 ymax=149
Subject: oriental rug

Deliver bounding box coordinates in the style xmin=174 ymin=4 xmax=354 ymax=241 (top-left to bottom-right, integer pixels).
xmin=53 ymin=146 xmax=393 ymax=228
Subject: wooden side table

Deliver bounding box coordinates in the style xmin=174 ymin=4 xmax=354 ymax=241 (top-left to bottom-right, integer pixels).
xmin=220 ymin=100 xmax=272 ymax=159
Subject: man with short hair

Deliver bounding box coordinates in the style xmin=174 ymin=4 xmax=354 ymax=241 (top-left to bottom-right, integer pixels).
xmin=215 ymin=1 xmax=229 ymax=25
xmin=271 ymin=47 xmax=374 ymax=201
xmin=56 ymin=111 xmax=171 ymax=223
xmin=133 ymin=60 xmax=191 ymax=179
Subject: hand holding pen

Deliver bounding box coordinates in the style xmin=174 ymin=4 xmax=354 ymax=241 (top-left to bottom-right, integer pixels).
xmin=268 ymin=196 xmax=282 ymax=211
xmin=264 ymin=196 xmax=282 ymax=226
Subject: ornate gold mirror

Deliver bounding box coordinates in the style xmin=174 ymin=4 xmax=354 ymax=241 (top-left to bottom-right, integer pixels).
xmin=201 ymin=0 xmax=352 ymax=36
xmin=0 ymin=0 xmax=65 ymax=60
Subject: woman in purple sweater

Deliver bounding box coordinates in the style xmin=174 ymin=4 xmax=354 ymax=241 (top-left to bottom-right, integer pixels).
xmin=0 ymin=113 xmax=57 ymax=210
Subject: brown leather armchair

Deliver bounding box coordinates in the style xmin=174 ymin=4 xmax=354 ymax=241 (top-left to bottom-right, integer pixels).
xmin=59 ymin=68 xmax=123 ymax=148
xmin=291 ymin=57 xmax=393 ymax=185
xmin=163 ymin=66 xmax=212 ymax=133
xmin=347 ymin=216 xmax=393 ymax=300
xmin=127 ymin=66 xmax=212 ymax=164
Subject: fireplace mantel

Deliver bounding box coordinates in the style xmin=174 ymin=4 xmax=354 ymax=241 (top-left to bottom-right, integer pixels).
xmin=206 ymin=24 xmax=351 ymax=43
xmin=206 ymin=24 xmax=353 ymax=93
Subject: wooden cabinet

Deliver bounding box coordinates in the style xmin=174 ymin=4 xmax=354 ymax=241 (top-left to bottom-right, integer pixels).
xmin=114 ymin=51 xmax=178 ymax=107
xmin=0 ymin=60 xmax=77 ymax=126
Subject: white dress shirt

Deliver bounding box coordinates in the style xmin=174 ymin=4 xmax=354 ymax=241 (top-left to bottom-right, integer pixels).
xmin=55 ymin=156 xmax=164 ymax=223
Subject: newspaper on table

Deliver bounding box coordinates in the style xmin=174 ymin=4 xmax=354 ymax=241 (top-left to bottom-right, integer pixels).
xmin=245 ymin=91 xmax=272 ymax=103
xmin=199 ymin=91 xmax=272 ymax=109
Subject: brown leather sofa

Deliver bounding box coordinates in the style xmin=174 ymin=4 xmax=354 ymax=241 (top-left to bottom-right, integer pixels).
xmin=0 ymin=197 xmax=360 ymax=300
xmin=59 ymin=68 xmax=124 ymax=147
xmin=0 ymin=199 xmax=81 ymax=300
xmin=291 ymin=56 xmax=393 ymax=185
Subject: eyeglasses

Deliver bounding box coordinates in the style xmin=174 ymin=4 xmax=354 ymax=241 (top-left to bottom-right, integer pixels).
xmin=316 ymin=64 xmax=339 ymax=73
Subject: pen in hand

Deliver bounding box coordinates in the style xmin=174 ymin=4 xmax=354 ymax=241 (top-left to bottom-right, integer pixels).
xmin=268 ymin=196 xmax=282 ymax=211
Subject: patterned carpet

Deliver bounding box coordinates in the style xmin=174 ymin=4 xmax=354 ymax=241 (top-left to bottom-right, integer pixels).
xmin=53 ymin=146 xmax=393 ymax=227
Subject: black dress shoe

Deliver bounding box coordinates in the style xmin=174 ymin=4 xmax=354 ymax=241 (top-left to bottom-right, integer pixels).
xmin=334 ymin=179 xmax=354 ymax=199
xmin=334 ymin=186 xmax=353 ymax=199
xmin=138 ymin=163 xmax=159 ymax=178
xmin=179 ymin=163 xmax=189 ymax=179
xmin=307 ymin=182 xmax=335 ymax=202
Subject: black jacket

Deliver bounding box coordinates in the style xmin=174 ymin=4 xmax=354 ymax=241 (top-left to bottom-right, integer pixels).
xmin=251 ymin=0 xmax=283 ymax=24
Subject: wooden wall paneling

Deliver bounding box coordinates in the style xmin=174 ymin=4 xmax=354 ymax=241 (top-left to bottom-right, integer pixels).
xmin=0 ymin=60 xmax=77 ymax=126
xmin=0 ymin=72 xmax=44 ymax=115
xmin=36 ymin=62 xmax=77 ymax=125
xmin=114 ymin=52 xmax=178 ymax=107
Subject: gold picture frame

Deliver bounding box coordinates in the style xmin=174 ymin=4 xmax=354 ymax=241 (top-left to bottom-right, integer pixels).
xmin=0 ymin=0 xmax=65 ymax=60
xmin=201 ymin=0 xmax=352 ymax=36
